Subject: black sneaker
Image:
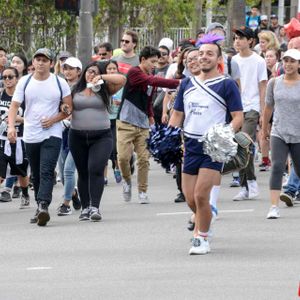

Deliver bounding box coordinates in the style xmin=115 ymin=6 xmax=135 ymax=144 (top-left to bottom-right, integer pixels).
xmin=79 ymin=207 xmax=90 ymax=221
xmin=0 ymin=191 xmax=12 ymax=202
xmin=37 ymin=202 xmax=50 ymax=226
xmin=279 ymin=192 xmax=295 ymax=207
xmin=12 ymin=186 xmax=22 ymax=198
xmin=72 ymin=188 xmax=81 ymax=210
xmin=187 ymin=220 xmax=195 ymax=231
xmin=90 ymin=207 xmax=102 ymax=222
xmin=20 ymin=194 xmax=30 ymax=209
xmin=57 ymin=203 xmax=72 ymax=216
xmin=30 ymin=208 xmax=39 ymax=224
xmin=174 ymin=192 xmax=185 ymax=203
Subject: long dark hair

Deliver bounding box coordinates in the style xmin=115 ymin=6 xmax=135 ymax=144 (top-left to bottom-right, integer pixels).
xmin=12 ymin=53 xmax=28 ymax=76
xmin=72 ymin=61 xmax=110 ymax=110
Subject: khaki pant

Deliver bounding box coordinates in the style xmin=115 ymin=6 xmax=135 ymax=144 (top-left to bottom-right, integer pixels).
xmin=117 ymin=120 xmax=150 ymax=192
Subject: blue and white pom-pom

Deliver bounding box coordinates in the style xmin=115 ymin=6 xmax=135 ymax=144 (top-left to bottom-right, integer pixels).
xmin=147 ymin=125 xmax=183 ymax=170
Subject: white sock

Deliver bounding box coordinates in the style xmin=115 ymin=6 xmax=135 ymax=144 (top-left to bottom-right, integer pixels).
xmin=209 ymin=185 xmax=220 ymax=208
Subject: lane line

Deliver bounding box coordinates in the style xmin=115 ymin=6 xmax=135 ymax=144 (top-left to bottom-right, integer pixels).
xmin=26 ymin=267 xmax=53 ymax=271
xmin=157 ymin=209 xmax=254 ymax=216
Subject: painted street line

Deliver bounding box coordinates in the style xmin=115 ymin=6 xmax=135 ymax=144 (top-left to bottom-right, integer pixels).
xmin=26 ymin=267 xmax=53 ymax=271
xmin=157 ymin=209 xmax=254 ymax=216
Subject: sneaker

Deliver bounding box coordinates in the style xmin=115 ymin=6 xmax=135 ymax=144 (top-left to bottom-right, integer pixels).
xmin=230 ymin=177 xmax=240 ymax=187
xmin=259 ymin=162 xmax=270 ymax=172
xmin=90 ymin=207 xmax=102 ymax=222
xmin=174 ymin=192 xmax=185 ymax=203
xmin=0 ymin=190 xmax=12 ymax=202
xmin=72 ymin=187 xmax=81 ymax=210
xmin=104 ymin=178 xmax=108 ymax=186
xmin=266 ymin=206 xmax=280 ymax=219
xmin=114 ymin=169 xmax=122 ymax=183
xmin=247 ymin=180 xmax=259 ymax=199
xmin=294 ymin=194 xmax=300 ymax=204
xmin=20 ymin=194 xmax=30 ymax=209
xmin=37 ymin=202 xmax=50 ymax=226
xmin=138 ymin=192 xmax=149 ymax=204
xmin=12 ymin=186 xmax=21 ymax=198
xmin=79 ymin=207 xmax=90 ymax=221
xmin=57 ymin=203 xmax=72 ymax=216
xmin=233 ymin=187 xmax=249 ymax=201
xmin=30 ymin=208 xmax=39 ymax=224
xmin=187 ymin=220 xmax=195 ymax=231
xmin=122 ymin=181 xmax=132 ymax=202
xmin=130 ymin=153 xmax=136 ymax=175
xmin=189 ymin=236 xmax=211 ymax=255
xmin=279 ymin=192 xmax=294 ymax=207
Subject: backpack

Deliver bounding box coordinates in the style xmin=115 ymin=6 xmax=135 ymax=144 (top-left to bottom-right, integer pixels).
xmin=23 ymin=74 xmax=63 ymax=102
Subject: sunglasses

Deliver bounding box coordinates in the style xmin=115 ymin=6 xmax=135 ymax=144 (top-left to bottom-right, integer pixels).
xmin=99 ymin=52 xmax=107 ymax=56
xmin=121 ymin=39 xmax=130 ymax=44
xmin=3 ymin=75 xmax=16 ymax=80
xmin=160 ymin=52 xmax=168 ymax=56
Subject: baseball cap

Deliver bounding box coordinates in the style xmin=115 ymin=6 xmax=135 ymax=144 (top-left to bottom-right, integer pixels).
xmin=57 ymin=50 xmax=72 ymax=60
xmin=206 ymin=22 xmax=225 ymax=34
xmin=282 ymin=49 xmax=300 ymax=60
xmin=233 ymin=26 xmax=254 ymax=39
xmin=261 ymin=15 xmax=268 ymax=21
xmin=270 ymin=14 xmax=278 ymax=19
xmin=62 ymin=57 xmax=82 ymax=70
xmin=33 ymin=48 xmax=54 ymax=60
xmin=158 ymin=38 xmax=174 ymax=51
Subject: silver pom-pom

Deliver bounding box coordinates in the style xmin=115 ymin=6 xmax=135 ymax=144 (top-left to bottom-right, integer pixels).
xmin=202 ymin=123 xmax=237 ymax=163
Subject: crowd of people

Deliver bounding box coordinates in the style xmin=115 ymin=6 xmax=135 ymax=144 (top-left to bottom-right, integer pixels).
xmin=1 ymin=11 xmax=300 ymax=255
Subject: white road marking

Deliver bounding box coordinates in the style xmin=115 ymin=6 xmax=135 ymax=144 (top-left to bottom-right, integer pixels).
xmin=26 ymin=267 xmax=53 ymax=271
xmin=157 ymin=209 xmax=254 ymax=216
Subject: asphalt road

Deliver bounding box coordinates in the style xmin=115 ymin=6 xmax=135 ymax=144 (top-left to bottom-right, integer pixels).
xmin=0 ymin=160 xmax=299 ymax=300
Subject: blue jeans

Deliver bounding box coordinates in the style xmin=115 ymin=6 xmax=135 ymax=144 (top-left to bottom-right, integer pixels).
xmin=284 ymin=165 xmax=300 ymax=195
xmin=25 ymin=136 xmax=61 ymax=204
xmin=5 ymin=176 xmax=17 ymax=189
xmin=58 ymin=147 xmax=76 ymax=201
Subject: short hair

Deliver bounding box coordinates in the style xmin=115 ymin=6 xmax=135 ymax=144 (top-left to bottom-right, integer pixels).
xmin=139 ymin=46 xmax=161 ymax=62
xmin=0 ymin=46 xmax=7 ymax=53
xmin=123 ymin=30 xmax=139 ymax=46
xmin=158 ymin=45 xmax=170 ymax=55
xmin=98 ymin=42 xmax=113 ymax=52
xmin=199 ymin=43 xmax=222 ymax=57
xmin=2 ymin=66 xmax=18 ymax=78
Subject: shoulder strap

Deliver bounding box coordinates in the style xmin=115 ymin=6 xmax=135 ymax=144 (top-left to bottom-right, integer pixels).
xmin=227 ymin=56 xmax=232 ymax=76
xmin=23 ymin=74 xmax=33 ymax=102
xmin=55 ymin=75 xmax=63 ymax=101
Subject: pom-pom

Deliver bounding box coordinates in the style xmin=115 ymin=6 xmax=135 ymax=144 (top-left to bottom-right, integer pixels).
xmin=202 ymin=123 xmax=237 ymax=163
xmin=147 ymin=125 xmax=183 ymax=170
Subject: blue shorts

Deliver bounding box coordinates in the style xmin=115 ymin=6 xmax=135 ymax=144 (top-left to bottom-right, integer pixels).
xmin=183 ymin=138 xmax=223 ymax=175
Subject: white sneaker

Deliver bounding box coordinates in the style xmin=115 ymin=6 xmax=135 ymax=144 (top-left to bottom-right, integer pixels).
xmin=189 ymin=236 xmax=211 ymax=255
xmin=122 ymin=181 xmax=131 ymax=202
xmin=138 ymin=192 xmax=149 ymax=204
xmin=266 ymin=206 xmax=280 ymax=219
xmin=247 ymin=180 xmax=259 ymax=199
xmin=233 ymin=187 xmax=249 ymax=201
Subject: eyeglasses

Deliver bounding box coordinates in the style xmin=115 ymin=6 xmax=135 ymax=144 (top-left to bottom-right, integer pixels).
xmin=121 ymin=39 xmax=130 ymax=44
xmin=3 ymin=75 xmax=16 ymax=80
xmin=86 ymin=69 xmax=99 ymax=75
xmin=160 ymin=52 xmax=168 ymax=56
xmin=187 ymin=56 xmax=199 ymax=64
xmin=99 ymin=52 xmax=107 ymax=56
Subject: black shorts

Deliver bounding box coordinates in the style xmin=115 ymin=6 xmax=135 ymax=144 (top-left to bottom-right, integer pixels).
xmin=0 ymin=140 xmax=28 ymax=178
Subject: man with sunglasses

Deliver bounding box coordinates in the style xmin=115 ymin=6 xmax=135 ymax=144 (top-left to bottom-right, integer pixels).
xmin=114 ymin=30 xmax=139 ymax=75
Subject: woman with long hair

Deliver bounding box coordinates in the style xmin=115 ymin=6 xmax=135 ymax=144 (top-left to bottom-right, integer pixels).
xmin=69 ymin=61 xmax=126 ymax=221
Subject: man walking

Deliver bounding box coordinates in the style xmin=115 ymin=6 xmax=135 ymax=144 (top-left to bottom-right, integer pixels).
xmin=8 ymin=48 xmax=72 ymax=226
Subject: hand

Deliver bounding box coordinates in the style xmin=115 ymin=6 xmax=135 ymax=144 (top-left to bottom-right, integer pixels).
xmin=60 ymin=103 xmax=71 ymax=115
xmin=149 ymin=116 xmax=155 ymax=126
xmin=41 ymin=117 xmax=54 ymax=129
xmin=7 ymin=126 xmax=17 ymax=144
xmin=161 ymin=113 xmax=169 ymax=124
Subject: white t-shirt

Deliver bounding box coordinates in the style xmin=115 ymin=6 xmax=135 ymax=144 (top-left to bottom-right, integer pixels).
xmin=12 ymin=73 xmax=71 ymax=143
xmin=232 ymin=52 xmax=267 ymax=113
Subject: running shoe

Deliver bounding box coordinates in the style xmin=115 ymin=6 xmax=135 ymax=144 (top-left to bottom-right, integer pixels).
xmin=279 ymin=192 xmax=294 ymax=207
xmin=114 ymin=169 xmax=122 ymax=183
xmin=57 ymin=203 xmax=72 ymax=216
xmin=266 ymin=206 xmax=280 ymax=219
xmin=230 ymin=177 xmax=240 ymax=187
xmin=20 ymin=194 xmax=30 ymax=209
xmin=122 ymin=181 xmax=132 ymax=202
xmin=189 ymin=236 xmax=210 ymax=255
xmin=138 ymin=192 xmax=149 ymax=204
xmin=0 ymin=190 xmax=12 ymax=202
xmin=174 ymin=192 xmax=185 ymax=203
xmin=90 ymin=207 xmax=102 ymax=222
xmin=233 ymin=187 xmax=249 ymax=201
xmin=72 ymin=187 xmax=81 ymax=210
xmin=37 ymin=201 xmax=50 ymax=226
xmin=79 ymin=207 xmax=91 ymax=221
xmin=12 ymin=186 xmax=21 ymax=198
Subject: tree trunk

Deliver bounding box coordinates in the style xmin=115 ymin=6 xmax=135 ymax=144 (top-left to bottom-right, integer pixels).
xmin=260 ymin=0 xmax=272 ymax=17
xmin=192 ymin=0 xmax=203 ymax=37
xmin=66 ymin=16 xmax=77 ymax=56
xmin=108 ymin=0 xmax=123 ymax=50
xmin=226 ymin=0 xmax=246 ymax=47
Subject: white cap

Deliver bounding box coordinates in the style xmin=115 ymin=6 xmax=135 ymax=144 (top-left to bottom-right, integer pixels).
xmin=62 ymin=57 xmax=82 ymax=70
xmin=282 ymin=49 xmax=300 ymax=60
xmin=261 ymin=15 xmax=268 ymax=21
xmin=158 ymin=38 xmax=173 ymax=51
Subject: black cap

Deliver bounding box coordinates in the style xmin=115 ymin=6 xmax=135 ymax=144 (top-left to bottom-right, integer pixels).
xmin=233 ymin=26 xmax=254 ymax=39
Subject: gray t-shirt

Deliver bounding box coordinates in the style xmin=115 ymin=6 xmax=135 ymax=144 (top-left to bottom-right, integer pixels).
xmin=266 ymin=75 xmax=300 ymax=143
xmin=71 ymin=92 xmax=110 ymax=130
xmin=114 ymin=55 xmax=139 ymax=75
